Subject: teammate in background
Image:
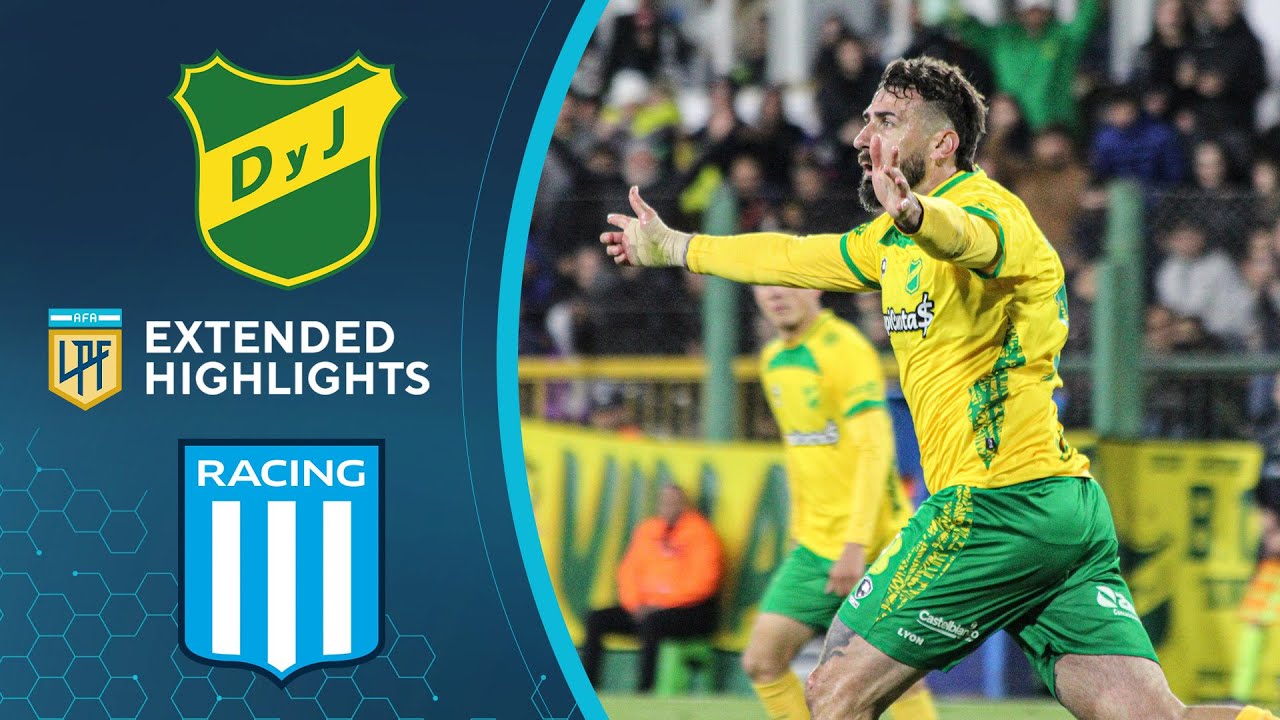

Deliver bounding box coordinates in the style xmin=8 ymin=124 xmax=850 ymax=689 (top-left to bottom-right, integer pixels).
xmin=1233 ymin=377 xmax=1280 ymax=703
xmin=602 ymin=56 xmax=1280 ymax=719
xmin=578 ymin=483 xmax=724 ymax=693
xmin=745 ymin=284 xmax=936 ymax=720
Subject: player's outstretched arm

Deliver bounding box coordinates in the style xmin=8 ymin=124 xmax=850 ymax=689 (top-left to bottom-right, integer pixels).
xmin=870 ymin=136 xmax=1000 ymax=272
xmin=601 ymin=186 xmax=695 ymax=268
xmin=603 ymin=187 xmax=875 ymax=292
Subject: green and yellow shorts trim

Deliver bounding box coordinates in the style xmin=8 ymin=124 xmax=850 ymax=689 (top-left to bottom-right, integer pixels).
xmin=760 ymin=545 xmax=847 ymax=632
xmin=835 ymin=476 xmax=1158 ymax=695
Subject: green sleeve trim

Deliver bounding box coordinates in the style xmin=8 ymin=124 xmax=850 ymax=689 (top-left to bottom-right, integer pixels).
xmin=844 ymin=399 xmax=886 ymax=418
xmin=963 ymin=205 xmax=1006 ymax=279
xmin=840 ymin=232 xmax=881 ymax=289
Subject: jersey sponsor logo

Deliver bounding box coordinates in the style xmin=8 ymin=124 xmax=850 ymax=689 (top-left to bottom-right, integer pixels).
xmin=171 ymin=53 xmax=404 ymax=288
xmin=916 ymin=610 xmax=980 ymax=642
xmin=180 ymin=441 xmax=384 ymax=681
xmin=48 ymin=309 xmax=123 ymax=410
xmin=883 ymin=292 xmax=935 ymax=338
xmin=784 ymin=420 xmax=840 ymax=446
xmin=1095 ymin=585 xmax=1140 ymax=621
xmin=897 ymin=627 xmax=924 ymax=645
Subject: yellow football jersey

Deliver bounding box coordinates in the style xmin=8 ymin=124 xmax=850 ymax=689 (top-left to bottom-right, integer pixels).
xmin=690 ymin=169 xmax=1090 ymax=494
xmin=759 ymin=310 xmax=910 ymax=561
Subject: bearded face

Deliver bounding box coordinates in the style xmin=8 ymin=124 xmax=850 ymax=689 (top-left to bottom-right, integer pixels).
xmin=858 ymin=145 xmax=927 ymax=212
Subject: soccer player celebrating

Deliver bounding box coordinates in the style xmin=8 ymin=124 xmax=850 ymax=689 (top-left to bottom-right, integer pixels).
xmin=601 ymin=57 xmax=1279 ymax=720
xmin=745 ymin=284 xmax=937 ymax=720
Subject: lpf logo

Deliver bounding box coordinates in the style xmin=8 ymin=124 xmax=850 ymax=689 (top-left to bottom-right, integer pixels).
xmin=48 ymin=308 xmax=122 ymax=410
xmin=180 ymin=441 xmax=384 ymax=681
xmin=171 ymin=53 xmax=403 ymax=289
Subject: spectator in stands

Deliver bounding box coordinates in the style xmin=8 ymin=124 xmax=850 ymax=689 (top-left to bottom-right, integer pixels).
xmin=744 ymin=86 xmax=809 ymax=190
xmin=1187 ymin=0 xmax=1268 ymax=136
xmin=812 ymin=15 xmax=854 ymax=88
xmin=903 ymin=1 xmax=995 ymax=100
xmin=1134 ymin=0 xmax=1197 ymax=118
xmin=1243 ymin=226 xmax=1280 ymax=353
xmin=604 ymin=0 xmax=690 ymax=92
xmin=816 ymin=35 xmax=882 ymax=144
xmin=689 ymin=76 xmax=751 ymax=177
xmin=599 ymin=265 xmax=694 ymax=355
xmin=728 ymin=154 xmax=779 ymax=233
xmin=1155 ymin=220 xmax=1253 ymax=348
xmin=1090 ymin=86 xmax=1185 ymax=188
xmin=1157 ymin=139 xmax=1252 ymax=253
xmin=623 ymin=142 xmax=682 ymax=228
xmin=536 ymin=100 xmax=584 ymax=239
xmin=954 ymin=0 xmax=1101 ymax=131
xmin=1146 ymin=297 xmax=1251 ymax=438
xmin=1253 ymin=158 xmax=1280 ymax=225
xmin=978 ymin=93 xmax=1032 ymax=186
xmin=580 ymin=484 xmax=724 ymax=693
xmin=545 ymin=245 xmax=609 ymax=356
xmin=1014 ymin=125 xmax=1089 ymax=255
xmin=588 ymin=384 xmax=644 ymax=439
xmin=791 ymin=161 xmax=865 ymax=234
xmin=734 ymin=0 xmax=770 ymax=86
xmin=545 ymin=141 xmax=628 ymax=262
xmin=519 ymin=243 xmax=557 ymax=356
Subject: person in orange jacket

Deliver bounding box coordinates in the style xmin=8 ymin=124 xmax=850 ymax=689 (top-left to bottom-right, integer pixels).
xmin=579 ymin=483 xmax=724 ymax=692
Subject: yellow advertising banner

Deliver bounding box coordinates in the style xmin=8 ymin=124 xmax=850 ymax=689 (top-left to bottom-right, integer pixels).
xmin=523 ymin=421 xmax=789 ymax=652
xmin=1097 ymin=440 xmax=1268 ymax=703
xmin=524 ymin=420 xmax=1270 ymax=700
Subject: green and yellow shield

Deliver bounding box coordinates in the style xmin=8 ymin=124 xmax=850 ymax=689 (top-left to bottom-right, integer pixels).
xmin=171 ymin=53 xmax=403 ymax=288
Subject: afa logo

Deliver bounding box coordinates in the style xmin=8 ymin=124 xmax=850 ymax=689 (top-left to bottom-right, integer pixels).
xmin=171 ymin=53 xmax=404 ymax=289
xmin=179 ymin=441 xmax=384 ymax=681
xmin=48 ymin=308 xmax=122 ymax=410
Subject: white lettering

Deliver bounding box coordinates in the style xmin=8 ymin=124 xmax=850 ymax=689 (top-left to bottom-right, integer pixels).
xmin=197 ymin=460 xmax=225 ymax=486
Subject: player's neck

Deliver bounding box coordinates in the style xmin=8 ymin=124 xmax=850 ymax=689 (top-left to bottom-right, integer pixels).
xmin=914 ymin=162 xmax=964 ymax=198
xmin=780 ymin=310 xmax=825 ymax=345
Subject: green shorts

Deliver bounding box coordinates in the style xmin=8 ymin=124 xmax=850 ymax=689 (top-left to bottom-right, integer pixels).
xmin=760 ymin=545 xmax=844 ymax=632
xmin=835 ymin=476 xmax=1157 ymax=695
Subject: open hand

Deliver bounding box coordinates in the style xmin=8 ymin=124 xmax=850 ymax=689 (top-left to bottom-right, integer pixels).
xmin=870 ymin=135 xmax=922 ymax=232
xmin=601 ymin=186 xmax=692 ymax=268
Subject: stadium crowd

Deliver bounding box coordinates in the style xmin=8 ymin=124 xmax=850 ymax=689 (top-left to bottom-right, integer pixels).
xmin=522 ymin=0 xmax=1280 ymax=438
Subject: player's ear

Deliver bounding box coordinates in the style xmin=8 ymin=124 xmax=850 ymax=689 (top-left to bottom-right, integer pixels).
xmin=932 ymin=129 xmax=959 ymax=163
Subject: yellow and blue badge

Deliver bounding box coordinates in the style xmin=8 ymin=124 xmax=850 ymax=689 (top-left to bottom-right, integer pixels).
xmin=48 ymin=308 xmax=122 ymax=410
xmin=171 ymin=53 xmax=404 ymax=289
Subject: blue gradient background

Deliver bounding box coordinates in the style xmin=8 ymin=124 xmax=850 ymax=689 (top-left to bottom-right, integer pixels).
xmin=0 ymin=1 xmax=605 ymax=718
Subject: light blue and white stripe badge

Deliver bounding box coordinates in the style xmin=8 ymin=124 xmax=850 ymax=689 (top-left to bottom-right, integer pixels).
xmin=180 ymin=441 xmax=383 ymax=682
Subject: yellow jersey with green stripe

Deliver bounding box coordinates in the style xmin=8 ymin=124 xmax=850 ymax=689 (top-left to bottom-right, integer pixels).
xmin=760 ymin=310 xmax=909 ymax=560
xmin=689 ymin=169 xmax=1090 ymax=494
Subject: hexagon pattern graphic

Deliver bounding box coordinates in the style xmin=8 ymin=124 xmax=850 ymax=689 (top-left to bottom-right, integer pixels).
xmin=0 ymin=431 xmax=440 ymax=719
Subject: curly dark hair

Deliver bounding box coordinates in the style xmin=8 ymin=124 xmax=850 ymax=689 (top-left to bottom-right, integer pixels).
xmin=878 ymin=57 xmax=988 ymax=172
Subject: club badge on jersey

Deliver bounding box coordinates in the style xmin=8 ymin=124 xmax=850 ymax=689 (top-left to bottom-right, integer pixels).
xmin=179 ymin=441 xmax=384 ymax=681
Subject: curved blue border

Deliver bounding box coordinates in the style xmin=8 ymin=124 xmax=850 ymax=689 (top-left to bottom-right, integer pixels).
xmin=497 ymin=2 xmax=610 ymax=719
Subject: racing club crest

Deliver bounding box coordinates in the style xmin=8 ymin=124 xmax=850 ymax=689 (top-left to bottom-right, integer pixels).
xmin=180 ymin=441 xmax=384 ymax=681
xmin=171 ymin=53 xmax=404 ymax=289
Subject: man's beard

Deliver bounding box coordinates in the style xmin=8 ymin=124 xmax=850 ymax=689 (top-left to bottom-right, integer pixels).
xmin=858 ymin=151 xmax=927 ymax=212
